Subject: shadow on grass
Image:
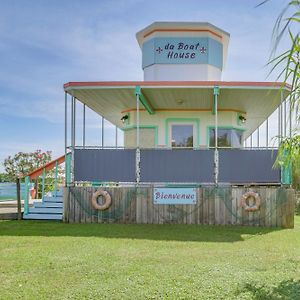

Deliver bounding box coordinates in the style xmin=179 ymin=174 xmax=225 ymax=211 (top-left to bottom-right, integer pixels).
xmin=0 ymin=220 xmax=282 ymax=243
xmin=238 ymin=279 xmax=300 ymax=300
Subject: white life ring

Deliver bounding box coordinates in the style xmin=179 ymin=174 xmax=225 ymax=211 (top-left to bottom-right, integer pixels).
xmin=91 ymin=190 xmax=112 ymax=210
xmin=240 ymin=191 xmax=261 ymax=212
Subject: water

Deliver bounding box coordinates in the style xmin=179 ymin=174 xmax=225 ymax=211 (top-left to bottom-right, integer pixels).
xmin=0 ymin=182 xmax=25 ymax=200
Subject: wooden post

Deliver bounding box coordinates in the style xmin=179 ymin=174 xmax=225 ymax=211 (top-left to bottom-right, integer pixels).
xmin=16 ymin=178 xmax=21 ymax=220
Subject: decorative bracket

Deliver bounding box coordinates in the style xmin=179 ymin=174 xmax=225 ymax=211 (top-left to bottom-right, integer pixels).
xmin=135 ymin=86 xmax=155 ymax=115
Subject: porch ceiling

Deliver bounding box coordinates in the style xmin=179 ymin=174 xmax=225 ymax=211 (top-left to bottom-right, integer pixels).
xmin=64 ymin=81 xmax=290 ymax=137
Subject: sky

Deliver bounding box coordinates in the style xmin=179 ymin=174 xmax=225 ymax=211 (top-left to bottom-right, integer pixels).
xmin=0 ymin=0 xmax=291 ymax=170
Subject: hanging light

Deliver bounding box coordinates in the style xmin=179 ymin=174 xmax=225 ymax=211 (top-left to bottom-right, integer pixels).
xmin=121 ymin=115 xmax=129 ymax=123
xmin=239 ymin=115 xmax=246 ymax=123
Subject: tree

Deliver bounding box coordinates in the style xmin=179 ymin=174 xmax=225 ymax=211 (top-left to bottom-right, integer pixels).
xmin=3 ymin=150 xmax=52 ymax=219
xmin=259 ymin=1 xmax=300 ymax=188
xmin=0 ymin=173 xmax=10 ymax=182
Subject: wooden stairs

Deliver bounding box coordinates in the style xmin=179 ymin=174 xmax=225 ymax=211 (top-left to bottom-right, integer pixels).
xmin=23 ymin=189 xmax=63 ymax=220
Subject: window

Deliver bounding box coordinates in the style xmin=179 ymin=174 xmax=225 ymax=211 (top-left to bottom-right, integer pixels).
xmin=171 ymin=124 xmax=194 ymax=148
xmin=209 ymin=128 xmax=243 ymax=148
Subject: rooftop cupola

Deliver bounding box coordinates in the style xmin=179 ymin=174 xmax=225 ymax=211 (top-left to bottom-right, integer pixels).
xmin=136 ymin=22 xmax=230 ymax=81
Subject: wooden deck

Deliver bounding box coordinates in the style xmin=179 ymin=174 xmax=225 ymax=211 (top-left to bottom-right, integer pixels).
xmin=64 ymin=186 xmax=295 ymax=228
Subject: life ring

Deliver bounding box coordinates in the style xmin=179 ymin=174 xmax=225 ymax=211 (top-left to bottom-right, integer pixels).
xmin=91 ymin=190 xmax=112 ymax=210
xmin=240 ymin=191 xmax=261 ymax=212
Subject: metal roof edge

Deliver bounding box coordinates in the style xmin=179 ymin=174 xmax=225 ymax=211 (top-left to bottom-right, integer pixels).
xmin=63 ymin=81 xmax=291 ymax=91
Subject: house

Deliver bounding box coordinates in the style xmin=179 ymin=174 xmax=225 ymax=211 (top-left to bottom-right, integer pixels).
xmin=25 ymin=22 xmax=296 ymax=226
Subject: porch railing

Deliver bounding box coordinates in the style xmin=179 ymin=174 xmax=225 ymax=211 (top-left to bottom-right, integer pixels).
xmin=70 ymin=148 xmax=292 ymax=185
xmin=23 ymin=154 xmax=70 ymax=215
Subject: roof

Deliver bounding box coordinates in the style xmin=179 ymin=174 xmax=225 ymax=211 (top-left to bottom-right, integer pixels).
xmin=64 ymin=81 xmax=290 ymax=139
xmin=64 ymin=81 xmax=289 ymax=89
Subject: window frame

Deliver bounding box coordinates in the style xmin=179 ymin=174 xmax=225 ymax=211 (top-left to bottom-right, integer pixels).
xmin=169 ymin=122 xmax=196 ymax=149
xmin=207 ymin=127 xmax=244 ymax=148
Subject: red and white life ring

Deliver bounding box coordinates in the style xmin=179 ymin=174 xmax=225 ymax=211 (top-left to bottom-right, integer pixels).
xmin=91 ymin=190 xmax=112 ymax=210
xmin=240 ymin=191 xmax=261 ymax=212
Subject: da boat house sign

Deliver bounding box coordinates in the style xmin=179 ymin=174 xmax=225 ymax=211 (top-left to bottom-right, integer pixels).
xmin=153 ymin=187 xmax=197 ymax=205
xmin=156 ymin=42 xmax=207 ymax=59
xmin=142 ymin=37 xmax=223 ymax=69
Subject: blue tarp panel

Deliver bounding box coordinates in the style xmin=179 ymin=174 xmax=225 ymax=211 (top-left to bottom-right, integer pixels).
xmin=73 ymin=149 xmax=280 ymax=183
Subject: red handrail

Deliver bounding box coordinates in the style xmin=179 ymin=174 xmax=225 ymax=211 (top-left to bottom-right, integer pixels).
xmin=26 ymin=155 xmax=66 ymax=180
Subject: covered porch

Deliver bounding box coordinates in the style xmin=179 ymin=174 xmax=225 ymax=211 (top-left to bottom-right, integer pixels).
xmin=63 ymin=81 xmax=292 ymax=186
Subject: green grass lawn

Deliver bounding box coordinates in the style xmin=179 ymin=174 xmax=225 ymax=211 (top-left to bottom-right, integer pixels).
xmin=1 ymin=218 xmax=300 ymax=300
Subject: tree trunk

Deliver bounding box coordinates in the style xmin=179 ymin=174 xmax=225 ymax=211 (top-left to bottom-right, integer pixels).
xmin=16 ymin=178 xmax=22 ymax=220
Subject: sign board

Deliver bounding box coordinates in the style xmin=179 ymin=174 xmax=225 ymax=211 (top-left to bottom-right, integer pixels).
xmin=153 ymin=187 xmax=197 ymax=205
xmin=142 ymin=37 xmax=223 ymax=69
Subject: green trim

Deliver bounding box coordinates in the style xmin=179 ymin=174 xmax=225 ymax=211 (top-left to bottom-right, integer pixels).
xmin=281 ymin=149 xmax=293 ymax=185
xmin=135 ymin=86 xmax=142 ymax=95
xmin=92 ymin=181 xmax=116 ymax=187
xmin=212 ymin=86 xmax=219 ymax=115
xmin=164 ymin=183 xmax=202 ymax=188
xmin=281 ymin=165 xmax=292 ymax=185
xmin=122 ymin=125 xmax=158 ymax=147
xmin=165 ymin=118 xmax=200 ymax=148
xmin=206 ymin=126 xmax=246 ymax=147
xmin=212 ymin=97 xmax=216 ymax=115
xmin=213 ymin=86 xmax=220 ymax=96
xmin=135 ymin=86 xmax=155 ymax=115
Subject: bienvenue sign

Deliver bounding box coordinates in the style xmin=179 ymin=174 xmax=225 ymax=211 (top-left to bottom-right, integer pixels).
xmin=142 ymin=37 xmax=223 ymax=69
xmin=153 ymin=187 xmax=197 ymax=205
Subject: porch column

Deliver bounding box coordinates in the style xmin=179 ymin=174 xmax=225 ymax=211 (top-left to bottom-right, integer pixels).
xmin=278 ymin=101 xmax=281 ymax=146
xmin=289 ymin=97 xmax=292 ymax=138
xmin=101 ymin=116 xmax=104 ymax=149
xmin=71 ymin=96 xmax=74 ymax=149
xmin=135 ymin=88 xmax=141 ymax=184
xmin=284 ymin=94 xmax=287 ymax=137
xmin=134 ymin=85 xmax=154 ymax=183
xmin=74 ymin=97 xmax=76 ymax=147
xmin=115 ymin=126 xmax=118 ymax=149
xmin=266 ymin=117 xmax=269 ymax=149
xmin=64 ymin=92 xmax=67 ymax=187
xmin=83 ymin=103 xmax=86 ymax=148
xmin=64 ymin=92 xmax=67 ymax=156
xmin=70 ymin=96 xmax=75 ymax=185
xmin=280 ymin=90 xmax=284 ymax=140
xmin=213 ymin=86 xmax=220 ymax=186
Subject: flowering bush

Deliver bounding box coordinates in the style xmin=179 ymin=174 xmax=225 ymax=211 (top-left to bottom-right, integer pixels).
xmin=3 ymin=150 xmax=52 ymax=181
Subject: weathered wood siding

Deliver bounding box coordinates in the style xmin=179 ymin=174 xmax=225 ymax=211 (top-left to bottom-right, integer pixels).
xmin=64 ymin=186 xmax=295 ymax=228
